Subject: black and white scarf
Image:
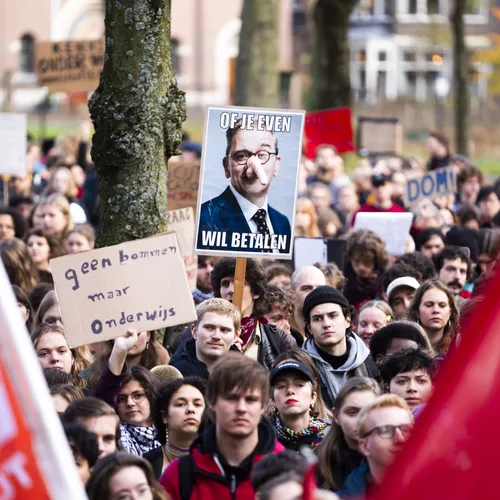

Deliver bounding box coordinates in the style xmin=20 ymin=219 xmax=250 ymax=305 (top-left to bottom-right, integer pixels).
xmin=120 ymin=423 xmax=161 ymax=456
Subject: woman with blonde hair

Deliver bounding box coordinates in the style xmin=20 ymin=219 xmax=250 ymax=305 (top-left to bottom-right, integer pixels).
xmin=39 ymin=193 xmax=74 ymax=241
xmin=294 ymin=198 xmax=321 ymax=238
xmin=315 ymin=377 xmax=382 ymax=491
xmin=356 ymin=300 xmax=394 ymax=347
xmin=0 ymin=238 xmax=39 ymax=293
xmin=45 ymin=167 xmax=87 ymax=224
xmin=33 ymin=291 xmax=93 ymax=371
xmin=31 ymin=323 xmax=87 ymax=390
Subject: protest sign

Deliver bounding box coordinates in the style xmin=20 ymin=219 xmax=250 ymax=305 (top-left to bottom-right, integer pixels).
xmin=167 ymin=160 xmax=201 ymax=211
xmin=357 ymin=117 xmax=403 ymax=155
xmin=0 ymin=113 xmax=27 ymax=175
xmin=354 ymin=212 xmax=413 ymax=255
xmin=294 ymin=238 xmax=347 ymax=271
xmin=166 ymin=207 xmax=196 ymax=290
xmin=50 ymin=233 xmax=197 ymax=348
xmin=405 ymin=166 xmax=456 ymax=206
xmin=0 ymin=262 xmax=86 ymax=499
xmin=304 ymin=107 xmax=355 ymax=158
xmin=195 ymin=105 xmax=305 ymax=260
xmin=36 ymin=39 xmax=104 ymax=93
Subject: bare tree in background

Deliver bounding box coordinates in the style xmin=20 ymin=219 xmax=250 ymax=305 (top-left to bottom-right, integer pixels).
xmin=451 ymin=0 xmax=469 ymax=156
xmin=234 ymin=0 xmax=280 ymax=107
xmin=89 ymin=0 xmax=186 ymax=247
xmin=309 ymin=0 xmax=359 ymax=110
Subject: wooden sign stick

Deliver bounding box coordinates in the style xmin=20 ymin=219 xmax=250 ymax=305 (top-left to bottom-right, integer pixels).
xmin=3 ymin=176 xmax=9 ymax=207
xmin=233 ymin=257 xmax=247 ymax=315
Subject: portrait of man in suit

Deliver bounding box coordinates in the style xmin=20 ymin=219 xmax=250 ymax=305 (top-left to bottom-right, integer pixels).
xmin=197 ymin=117 xmax=292 ymax=254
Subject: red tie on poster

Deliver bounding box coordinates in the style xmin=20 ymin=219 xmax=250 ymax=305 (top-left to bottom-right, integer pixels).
xmin=0 ymin=362 xmax=50 ymax=499
xmin=374 ymin=268 xmax=500 ymax=500
xmin=304 ymin=108 xmax=355 ymax=159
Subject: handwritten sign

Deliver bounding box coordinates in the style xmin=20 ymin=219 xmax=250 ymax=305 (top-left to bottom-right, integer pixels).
xmin=50 ymin=233 xmax=197 ymax=348
xmin=36 ymin=39 xmax=104 ymax=93
xmin=304 ymin=107 xmax=355 ymax=158
xmin=357 ymin=117 xmax=402 ymax=155
xmin=166 ymin=207 xmax=196 ymax=291
xmin=0 ymin=113 xmax=27 ymax=175
xmin=354 ymin=212 xmax=413 ymax=255
xmin=405 ymin=166 xmax=456 ymax=206
xmin=167 ymin=160 xmax=201 ymax=211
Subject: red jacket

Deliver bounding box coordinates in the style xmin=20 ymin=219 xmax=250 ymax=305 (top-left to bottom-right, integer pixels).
xmin=160 ymin=419 xmax=284 ymax=500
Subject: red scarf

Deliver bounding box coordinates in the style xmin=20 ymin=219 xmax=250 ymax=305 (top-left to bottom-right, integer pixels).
xmin=240 ymin=316 xmax=268 ymax=347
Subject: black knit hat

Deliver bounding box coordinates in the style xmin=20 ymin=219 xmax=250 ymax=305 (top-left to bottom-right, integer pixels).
xmin=302 ymin=285 xmax=350 ymax=322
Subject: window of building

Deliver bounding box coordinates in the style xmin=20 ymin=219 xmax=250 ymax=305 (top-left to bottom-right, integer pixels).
xmin=171 ymin=38 xmax=180 ymax=75
xmin=292 ymin=0 xmax=307 ymax=35
xmin=398 ymin=0 xmax=448 ymax=16
xmin=352 ymin=0 xmax=392 ymax=18
xmin=20 ymin=34 xmax=35 ymax=73
xmin=379 ymin=51 xmax=387 ymax=61
xmin=465 ymin=0 xmax=488 ymax=16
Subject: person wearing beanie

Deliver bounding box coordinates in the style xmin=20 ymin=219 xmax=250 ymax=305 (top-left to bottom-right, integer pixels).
xmin=301 ymin=286 xmax=379 ymax=407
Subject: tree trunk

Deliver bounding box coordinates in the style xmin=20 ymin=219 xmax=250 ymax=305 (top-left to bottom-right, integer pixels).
xmin=89 ymin=0 xmax=186 ymax=248
xmin=234 ymin=0 xmax=280 ymax=107
xmin=451 ymin=0 xmax=469 ymax=156
xmin=310 ymin=0 xmax=359 ymax=110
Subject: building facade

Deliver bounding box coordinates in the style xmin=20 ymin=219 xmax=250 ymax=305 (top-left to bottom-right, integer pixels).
xmin=0 ymin=0 xmax=294 ymax=111
xmin=349 ymin=0 xmax=496 ymax=102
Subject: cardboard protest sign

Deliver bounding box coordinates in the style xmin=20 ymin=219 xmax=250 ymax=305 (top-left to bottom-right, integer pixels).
xmin=294 ymin=238 xmax=347 ymax=271
xmin=36 ymin=39 xmax=104 ymax=93
xmin=357 ymin=117 xmax=403 ymax=155
xmin=0 ymin=262 xmax=86 ymax=499
xmin=166 ymin=207 xmax=196 ymax=290
xmin=405 ymin=166 xmax=456 ymax=206
xmin=304 ymin=107 xmax=355 ymax=158
xmin=0 ymin=113 xmax=27 ymax=175
xmin=50 ymin=233 xmax=197 ymax=348
xmin=195 ymin=105 xmax=305 ymax=259
xmin=167 ymin=160 xmax=201 ymax=211
xmin=354 ymin=212 xmax=413 ymax=255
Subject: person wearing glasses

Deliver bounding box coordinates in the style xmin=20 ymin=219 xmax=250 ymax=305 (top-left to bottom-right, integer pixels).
xmin=93 ymin=330 xmax=161 ymax=456
xmin=338 ymin=394 xmax=414 ymax=499
xmin=197 ymin=119 xmax=291 ymax=254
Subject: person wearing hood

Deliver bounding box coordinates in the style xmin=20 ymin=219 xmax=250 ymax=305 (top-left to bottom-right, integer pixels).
xmin=160 ymin=353 xmax=284 ymax=500
xmin=302 ymin=286 xmax=380 ymax=408
xmin=169 ymin=298 xmax=241 ymax=381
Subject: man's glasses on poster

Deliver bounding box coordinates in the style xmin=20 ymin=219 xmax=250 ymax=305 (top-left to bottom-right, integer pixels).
xmin=228 ymin=150 xmax=278 ymax=165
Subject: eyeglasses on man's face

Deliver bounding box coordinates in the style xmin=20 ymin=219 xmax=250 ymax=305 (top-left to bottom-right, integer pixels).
xmin=116 ymin=391 xmax=147 ymax=407
xmin=227 ymin=150 xmax=277 ymax=165
xmin=362 ymin=423 xmax=413 ymax=439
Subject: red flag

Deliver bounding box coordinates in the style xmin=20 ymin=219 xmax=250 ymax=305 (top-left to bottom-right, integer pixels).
xmin=375 ymin=269 xmax=500 ymax=499
xmin=304 ymin=108 xmax=355 ymax=158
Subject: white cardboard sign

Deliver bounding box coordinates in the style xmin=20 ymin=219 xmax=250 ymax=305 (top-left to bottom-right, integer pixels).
xmin=0 ymin=113 xmax=27 ymax=175
xmin=354 ymin=212 xmax=413 ymax=255
xmin=50 ymin=233 xmax=197 ymax=348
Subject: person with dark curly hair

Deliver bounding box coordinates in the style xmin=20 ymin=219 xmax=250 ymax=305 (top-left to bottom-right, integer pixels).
xmin=434 ymin=245 xmax=472 ymax=300
xmin=343 ymin=229 xmax=389 ymax=311
xmin=144 ymin=377 xmax=206 ymax=478
xmin=415 ymin=228 xmax=445 ymax=259
xmin=262 ymin=284 xmax=294 ymax=338
xmin=0 ymin=206 xmax=27 ymax=242
xmin=407 ymin=280 xmax=460 ymax=357
xmin=379 ymin=348 xmax=435 ymax=410
xmin=395 ymin=252 xmax=437 ymax=282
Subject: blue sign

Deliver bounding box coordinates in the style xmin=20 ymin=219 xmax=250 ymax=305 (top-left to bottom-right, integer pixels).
xmin=406 ymin=166 xmax=456 ymax=206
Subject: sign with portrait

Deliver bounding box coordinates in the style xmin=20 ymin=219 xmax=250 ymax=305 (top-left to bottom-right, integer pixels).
xmin=194 ymin=105 xmax=305 ymax=260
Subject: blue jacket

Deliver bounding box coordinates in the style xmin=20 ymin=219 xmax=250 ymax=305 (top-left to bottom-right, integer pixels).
xmin=197 ymin=187 xmax=291 ymax=254
xmin=337 ymin=462 xmax=370 ymax=499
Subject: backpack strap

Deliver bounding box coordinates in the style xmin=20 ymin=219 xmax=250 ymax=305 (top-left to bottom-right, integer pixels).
xmin=178 ymin=454 xmax=196 ymax=500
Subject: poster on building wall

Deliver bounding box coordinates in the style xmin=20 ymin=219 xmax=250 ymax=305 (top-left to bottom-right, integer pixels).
xmin=36 ymin=39 xmax=105 ymax=93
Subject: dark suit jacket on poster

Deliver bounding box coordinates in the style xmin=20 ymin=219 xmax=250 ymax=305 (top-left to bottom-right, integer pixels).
xmin=197 ymin=187 xmax=291 ymax=254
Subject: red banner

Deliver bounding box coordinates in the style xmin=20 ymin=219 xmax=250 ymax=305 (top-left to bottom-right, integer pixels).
xmin=304 ymin=107 xmax=355 ymax=159
xmin=375 ymin=268 xmax=500 ymax=499
xmin=0 ymin=362 xmax=50 ymax=499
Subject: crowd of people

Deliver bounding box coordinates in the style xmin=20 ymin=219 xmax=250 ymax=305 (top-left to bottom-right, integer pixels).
xmin=3 ymin=125 xmax=500 ymax=499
